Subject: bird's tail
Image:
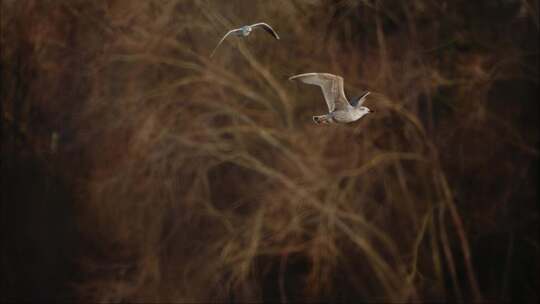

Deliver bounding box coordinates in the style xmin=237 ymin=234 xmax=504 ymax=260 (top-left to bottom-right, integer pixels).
xmin=313 ymin=114 xmax=332 ymax=124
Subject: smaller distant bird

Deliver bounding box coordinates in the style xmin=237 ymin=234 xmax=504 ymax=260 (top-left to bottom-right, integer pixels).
xmin=289 ymin=73 xmax=373 ymax=124
xmin=210 ymin=22 xmax=280 ymax=58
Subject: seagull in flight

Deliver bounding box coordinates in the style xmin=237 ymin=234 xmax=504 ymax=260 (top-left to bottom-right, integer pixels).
xmin=289 ymin=73 xmax=373 ymax=124
xmin=210 ymin=22 xmax=280 ymax=57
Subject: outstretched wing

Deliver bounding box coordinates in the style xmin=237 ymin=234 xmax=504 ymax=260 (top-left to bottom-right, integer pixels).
xmin=289 ymin=73 xmax=349 ymax=112
xmin=250 ymin=22 xmax=280 ymax=40
xmin=350 ymin=91 xmax=371 ymax=107
xmin=210 ymin=28 xmax=241 ymax=58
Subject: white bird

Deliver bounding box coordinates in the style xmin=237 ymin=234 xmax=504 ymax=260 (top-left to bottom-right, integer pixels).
xmin=289 ymin=73 xmax=373 ymax=124
xmin=210 ymin=22 xmax=280 ymax=57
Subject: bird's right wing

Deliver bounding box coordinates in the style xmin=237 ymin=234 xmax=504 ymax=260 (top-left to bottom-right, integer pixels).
xmin=357 ymin=91 xmax=371 ymax=106
xmin=289 ymin=73 xmax=349 ymax=112
xmin=210 ymin=29 xmax=241 ymax=58
xmin=250 ymin=22 xmax=280 ymax=40
xmin=351 ymin=91 xmax=371 ymax=107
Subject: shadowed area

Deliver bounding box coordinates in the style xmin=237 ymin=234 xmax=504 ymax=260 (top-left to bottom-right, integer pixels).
xmin=1 ymin=0 xmax=538 ymax=303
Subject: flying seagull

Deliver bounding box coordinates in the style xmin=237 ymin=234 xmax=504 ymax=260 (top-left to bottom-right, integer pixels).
xmin=289 ymin=73 xmax=373 ymax=124
xmin=210 ymin=22 xmax=280 ymax=57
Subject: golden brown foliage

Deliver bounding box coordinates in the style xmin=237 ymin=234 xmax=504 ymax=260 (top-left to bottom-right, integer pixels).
xmin=1 ymin=0 xmax=538 ymax=302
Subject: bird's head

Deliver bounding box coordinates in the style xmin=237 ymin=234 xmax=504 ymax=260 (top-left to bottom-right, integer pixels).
xmin=358 ymin=106 xmax=374 ymax=115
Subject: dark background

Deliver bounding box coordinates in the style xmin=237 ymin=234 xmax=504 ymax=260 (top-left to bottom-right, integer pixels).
xmin=1 ymin=0 xmax=538 ymax=302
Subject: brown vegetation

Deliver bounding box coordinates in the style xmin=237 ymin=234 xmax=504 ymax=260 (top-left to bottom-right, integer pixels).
xmin=1 ymin=0 xmax=538 ymax=302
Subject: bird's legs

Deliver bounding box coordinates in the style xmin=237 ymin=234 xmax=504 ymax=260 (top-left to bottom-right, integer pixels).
xmin=313 ymin=114 xmax=333 ymax=124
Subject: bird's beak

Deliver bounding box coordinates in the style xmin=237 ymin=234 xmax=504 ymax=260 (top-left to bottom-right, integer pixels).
xmin=369 ymin=109 xmax=375 ymax=114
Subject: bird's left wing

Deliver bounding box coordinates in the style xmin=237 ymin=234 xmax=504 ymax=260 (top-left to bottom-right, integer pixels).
xmin=250 ymin=22 xmax=280 ymax=40
xmin=210 ymin=28 xmax=241 ymax=58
